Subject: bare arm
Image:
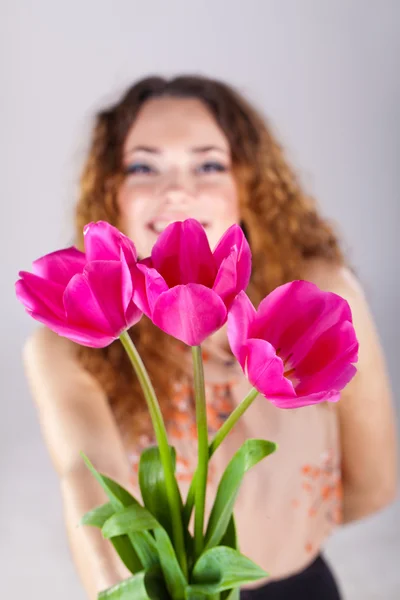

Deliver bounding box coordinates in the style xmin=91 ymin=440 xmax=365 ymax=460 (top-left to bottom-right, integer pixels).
xmin=23 ymin=327 xmax=133 ymax=599
xmin=305 ymin=260 xmax=398 ymax=524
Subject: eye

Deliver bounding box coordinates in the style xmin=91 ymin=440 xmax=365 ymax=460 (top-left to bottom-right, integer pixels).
xmin=197 ymin=161 xmax=228 ymax=174
xmin=124 ymin=162 xmax=155 ymax=175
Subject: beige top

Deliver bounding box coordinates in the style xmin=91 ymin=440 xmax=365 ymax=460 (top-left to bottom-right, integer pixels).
xmin=120 ymin=341 xmax=342 ymax=586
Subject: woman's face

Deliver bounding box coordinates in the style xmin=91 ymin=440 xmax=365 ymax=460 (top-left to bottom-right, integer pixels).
xmin=117 ymin=97 xmax=240 ymax=258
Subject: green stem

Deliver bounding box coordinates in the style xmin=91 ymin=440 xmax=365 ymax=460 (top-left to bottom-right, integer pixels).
xmin=119 ymin=332 xmax=187 ymax=577
xmin=183 ymin=386 xmax=259 ymax=527
xmin=208 ymin=386 xmax=259 ymax=457
xmin=192 ymin=346 xmax=209 ymax=559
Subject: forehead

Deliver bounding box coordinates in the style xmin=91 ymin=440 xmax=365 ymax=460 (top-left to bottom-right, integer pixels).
xmin=123 ymin=97 xmax=230 ymax=152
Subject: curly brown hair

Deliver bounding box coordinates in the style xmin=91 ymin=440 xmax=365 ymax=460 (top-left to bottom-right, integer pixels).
xmin=74 ymin=75 xmax=344 ymax=441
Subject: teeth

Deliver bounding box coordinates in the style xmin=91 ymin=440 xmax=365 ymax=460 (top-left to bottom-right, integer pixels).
xmin=150 ymin=220 xmax=209 ymax=234
xmin=151 ymin=221 xmax=173 ymax=233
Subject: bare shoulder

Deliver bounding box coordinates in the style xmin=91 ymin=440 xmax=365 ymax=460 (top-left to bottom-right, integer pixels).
xmin=302 ymin=258 xmax=383 ymax=346
xmin=303 ymin=258 xmax=397 ymax=513
xmin=23 ymin=326 xmax=77 ymax=365
xmin=302 ymin=258 xmax=363 ymax=300
xmin=22 ymin=328 xmax=130 ymax=479
xmin=23 ymin=325 xmax=97 ymax=382
xmin=22 ymin=326 xmax=105 ymax=413
xmin=302 ymin=257 xmax=386 ymax=382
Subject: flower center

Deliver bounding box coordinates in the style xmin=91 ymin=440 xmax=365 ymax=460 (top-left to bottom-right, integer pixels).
xmin=284 ymin=366 xmax=296 ymax=379
xmin=277 ymin=349 xmax=298 ymax=387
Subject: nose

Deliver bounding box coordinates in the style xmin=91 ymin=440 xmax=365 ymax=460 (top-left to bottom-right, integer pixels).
xmin=161 ymin=170 xmax=195 ymax=206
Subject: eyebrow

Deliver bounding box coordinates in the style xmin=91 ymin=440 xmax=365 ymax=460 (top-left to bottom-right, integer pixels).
xmin=125 ymin=145 xmax=161 ymax=155
xmin=191 ymin=145 xmax=228 ymax=154
xmin=124 ymin=144 xmax=228 ymax=156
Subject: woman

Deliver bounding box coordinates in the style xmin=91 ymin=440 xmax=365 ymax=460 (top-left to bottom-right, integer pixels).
xmin=22 ymin=75 xmax=397 ymax=599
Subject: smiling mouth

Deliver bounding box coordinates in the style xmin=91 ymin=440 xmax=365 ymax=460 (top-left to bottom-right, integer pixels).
xmin=147 ymin=220 xmax=210 ymax=234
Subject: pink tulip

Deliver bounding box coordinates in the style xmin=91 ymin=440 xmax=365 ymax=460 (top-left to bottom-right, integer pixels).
xmin=227 ymin=281 xmax=358 ymax=407
xmin=16 ymin=221 xmax=142 ymax=347
xmin=133 ymin=219 xmax=251 ymax=346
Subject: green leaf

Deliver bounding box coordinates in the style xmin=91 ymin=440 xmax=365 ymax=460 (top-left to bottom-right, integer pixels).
xmin=154 ymin=528 xmax=188 ymax=599
xmin=205 ymin=440 xmax=276 ymax=551
xmin=98 ymin=566 xmax=168 ymax=600
xmin=109 ymin=536 xmax=144 ymax=576
xmin=81 ymin=502 xmax=115 ymax=528
xmin=220 ymin=516 xmax=238 ymax=551
xmin=81 ymin=453 xmax=158 ymax=571
xmin=188 ymin=546 xmax=268 ymax=593
xmin=224 ymin=589 xmax=240 ymax=600
xmin=139 ymin=446 xmax=183 ymax=542
xmin=138 ymin=445 xmax=194 ymax=578
xmin=81 ymin=501 xmax=143 ymax=575
xmin=103 ymin=504 xmax=187 ymax=600
xmin=80 ymin=453 xmax=139 ymax=511
xmin=217 ymin=518 xmax=240 ymax=600
xmin=184 ymin=530 xmax=195 ymax=573
xmin=184 ymin=591 xmax=209 ymax=600
xmin=102 ymin=503 xmax=159 ymax=538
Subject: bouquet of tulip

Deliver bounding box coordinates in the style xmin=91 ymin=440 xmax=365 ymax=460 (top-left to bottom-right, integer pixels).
xmin=16 ymin=219 xmax=358 ymax=599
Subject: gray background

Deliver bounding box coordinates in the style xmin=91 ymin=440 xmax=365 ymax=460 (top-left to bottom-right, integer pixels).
xmin=1 ymin=1 xmax=399 ymax=598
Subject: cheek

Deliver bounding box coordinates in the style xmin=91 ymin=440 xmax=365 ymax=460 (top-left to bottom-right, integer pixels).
xmin=198 ymin=181 xmax=240 ymax=249
xmin=117 ymin=185 xmax=152 ymax=224
xmin=199 ymin=180 xmax=240 ymax=220
xmin=116 ymin=187 xmax=154 ymax=254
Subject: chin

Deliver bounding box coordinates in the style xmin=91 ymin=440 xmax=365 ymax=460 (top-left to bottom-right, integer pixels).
xmin=206 ymin=227 xmax=224 ymax=250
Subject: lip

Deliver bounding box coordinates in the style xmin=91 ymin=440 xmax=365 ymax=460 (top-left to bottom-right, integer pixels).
xmin=147 ymin=218 xmax=210 ymax=234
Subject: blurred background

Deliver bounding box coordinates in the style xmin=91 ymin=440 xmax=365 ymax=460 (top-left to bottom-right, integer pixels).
xmin=1 ymin=1 xmax=399 ymax=598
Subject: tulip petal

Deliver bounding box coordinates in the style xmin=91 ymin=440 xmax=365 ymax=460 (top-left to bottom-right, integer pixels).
xmin=117 ymin=251 xmax=143 ymax=327
xmin=125 ymin=302 xmax=143 ymax=328
xmin=296 ymin=320 xmax=358 ymax=394
xmin=270 ymin=389 xmax=340 ymax=409
xmin=132 ymin=264 xmax=169 ymax=317
xmin=300 ymin=362 xmax=357 ymax=396
xmin=252 ymin=281 xmax=353 ymax=366
xmin=16 ymin=272 xmax=65 ymax=319
xmin=86 ymin=261 xmax=134 ymax=331
xmin=212 ymin=247 xmax=238 ymax=308
xmin=227 ymin=291 xmax=256 ymax=369
xmin=32 ymin=247 xmax=86 ymax=286
xmin=250 ymin=281 xmax=322 ymax=344
xmin=296 ymin=319 xmax=358 ymax=377
xmin=84 ymin=221 xmax=137 ymax=264
xmin=150 ymin=222 xmax=182 ymax=287
xmin=140 ymin=256 xmax=153 ymax=268
xmin=152 ymin=284 xmax=227 ymax=346
xmin=213 ymin=224 xmax=251 ymax=292
xmin=244 ymin=338 xmax=296 ymax=398
xmin=15 ymin=280 xmax=115 ymax=346
xmin=28 ymin=310 xmax=116 ymax=347
xmin=64 ymin=268 xmax=120 ymax=335
xmin=151 ymin=219 xmax=216 ymax=287
xmin=286 ymin=297 xmax=354 ymax=368
xmin=119 ymin=247 xmax=133 ymax=314
xmin=130 ymin=264 xmax=149 ymax=316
